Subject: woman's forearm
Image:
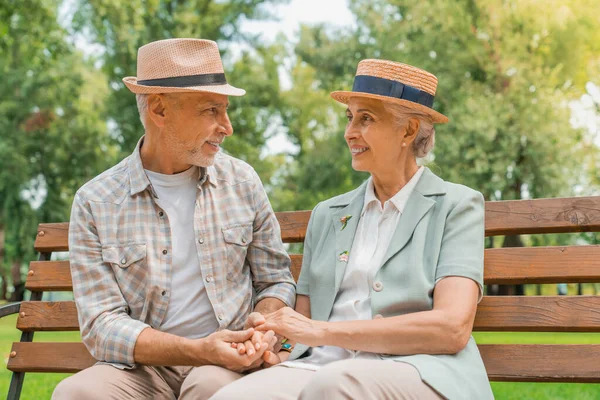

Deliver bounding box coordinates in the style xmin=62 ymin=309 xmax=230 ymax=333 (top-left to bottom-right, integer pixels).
xmin=317 ymin=309 xmax=471 ymax=355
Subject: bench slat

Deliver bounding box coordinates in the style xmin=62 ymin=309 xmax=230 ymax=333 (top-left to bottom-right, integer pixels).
xmin=7 ymin=342 xmax=600 ymax=382
xmin=26 ymin=261 xmax=73 ymax=292
xmin=474 ymin=296 xmax=600 ymax=332
xmin=17 ymin=302 xmax=79 ymax=332
xmin=484 ymin=245 xmax=600 ymax=284
xmin=7 ymin=342 xmax=94 ymax=373
xmin=480 ymin=344 xmax=600 ymax=382
xmin=34 ymin=197 xmax=600 ymax=252
xmin=485 ymin=196 xmax=600 ymax=236
xmin=26 ymin=245 xmax=600 ymax=292
xmin=17 ymin=297 xmax=600 ymax=332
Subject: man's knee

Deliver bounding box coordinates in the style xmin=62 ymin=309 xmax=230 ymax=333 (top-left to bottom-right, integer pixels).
xmin=179 ymin=365 xmax=242 ymax=400
xmin=52 ymin=374 xmax=97 ymax=400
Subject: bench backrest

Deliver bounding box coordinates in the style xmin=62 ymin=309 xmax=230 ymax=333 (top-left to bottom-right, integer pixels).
xmin=8 ymin=196 xmax=600 ymax=382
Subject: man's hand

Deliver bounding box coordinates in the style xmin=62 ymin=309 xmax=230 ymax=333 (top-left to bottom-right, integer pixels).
xmin=192 ymin=328 xmax=275 ymax=373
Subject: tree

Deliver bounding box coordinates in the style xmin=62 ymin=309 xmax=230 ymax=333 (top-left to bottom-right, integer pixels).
xmin=0 ymin=0 xmax=114 ymax=300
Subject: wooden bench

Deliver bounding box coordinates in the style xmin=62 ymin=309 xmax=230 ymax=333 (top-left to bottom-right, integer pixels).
xmin=2 ymin=196 xmax=600 ymax=399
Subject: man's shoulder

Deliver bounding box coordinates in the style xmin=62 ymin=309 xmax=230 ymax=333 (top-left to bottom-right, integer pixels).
xmin=212 ymin=152 xmax=258 ymax=186
xmin=76 ymin=157 xmax=132 ymax=204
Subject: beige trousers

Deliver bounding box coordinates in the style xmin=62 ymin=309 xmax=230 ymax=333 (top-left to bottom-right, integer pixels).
xmin=211 ymin=359 xmax=444 ymax=400
xmin=51 ymin=364 xmax=243 ymax=400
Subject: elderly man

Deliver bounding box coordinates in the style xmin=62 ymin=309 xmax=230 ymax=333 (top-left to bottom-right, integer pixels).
xmin=52 ymin=39 xmax=296 ymax=400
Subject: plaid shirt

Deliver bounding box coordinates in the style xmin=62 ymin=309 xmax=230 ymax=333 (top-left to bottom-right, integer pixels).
xmin=69 ymin=138 xmax=295 ymax=367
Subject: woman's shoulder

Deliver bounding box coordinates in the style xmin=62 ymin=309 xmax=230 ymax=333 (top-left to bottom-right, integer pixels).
xmin=310 ymin=183 xmax=367 ymax=219
xmin=437 ymin=178 xmax=485 ymax=216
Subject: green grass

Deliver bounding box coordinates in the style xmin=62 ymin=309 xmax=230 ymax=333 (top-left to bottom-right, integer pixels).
xmin=0 ymin=315 xmax=598 ymax=399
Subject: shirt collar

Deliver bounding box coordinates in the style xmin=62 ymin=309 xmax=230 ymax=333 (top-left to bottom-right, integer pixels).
xmin=361 ymin=166 xmax=425 ymax=215
xmin=128 ymin=136 xmax=218 ymax=197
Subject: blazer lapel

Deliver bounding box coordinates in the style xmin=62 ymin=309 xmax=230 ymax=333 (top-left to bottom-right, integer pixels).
xmin=380 ymin=168 xmax=447 ymax=267
xmin=330 ymin=185 xmax=367 ymax=294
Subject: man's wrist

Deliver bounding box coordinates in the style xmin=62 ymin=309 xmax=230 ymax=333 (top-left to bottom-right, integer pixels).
xmin=183 ymin=336 xmax=209 ymax=366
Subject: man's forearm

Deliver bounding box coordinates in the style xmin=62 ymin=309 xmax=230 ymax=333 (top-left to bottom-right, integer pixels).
xmin=133 ymin=327 xmax=204 ymax=366
xmin=254 ymin=297 xmax=287 ymax=315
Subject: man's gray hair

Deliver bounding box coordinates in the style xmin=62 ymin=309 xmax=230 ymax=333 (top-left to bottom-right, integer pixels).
xmin=136 ymin=94 xmax=149 ymax=128
xmin=384 ymin=103 xmax=436 ymax=158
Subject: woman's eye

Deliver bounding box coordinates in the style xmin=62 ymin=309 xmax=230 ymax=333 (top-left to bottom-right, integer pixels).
xmin=362 ymin=115 xmax=372 ymax=122
xmin=346 ymin=115 xmax=353 ymax=122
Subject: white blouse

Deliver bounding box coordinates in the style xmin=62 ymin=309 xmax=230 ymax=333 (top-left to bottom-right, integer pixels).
xmin=282 ymin=167 xmax=425 ymax=370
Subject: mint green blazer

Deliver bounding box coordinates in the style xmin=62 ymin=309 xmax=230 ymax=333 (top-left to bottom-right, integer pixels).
xmin=290 ymin=167 xmax=494 ymax=400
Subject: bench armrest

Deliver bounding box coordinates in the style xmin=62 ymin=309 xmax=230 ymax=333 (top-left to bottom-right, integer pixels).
xmin=0 ymin=302 xmax=21 ymax=318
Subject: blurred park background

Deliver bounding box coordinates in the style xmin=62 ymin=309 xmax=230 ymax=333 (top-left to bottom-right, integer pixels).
xmin=1 ymin=0 xmax=600 ymax=398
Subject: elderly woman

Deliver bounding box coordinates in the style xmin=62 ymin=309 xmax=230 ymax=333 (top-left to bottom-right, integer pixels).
xmin=212 ymin=60 xmax=494 ymax=399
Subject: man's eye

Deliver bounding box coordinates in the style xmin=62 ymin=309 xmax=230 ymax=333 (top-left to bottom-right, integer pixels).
xmin=346 ymin=115 xmax=353 ymax=121
xmin=362 ymin=115 xmax=372 ymax=121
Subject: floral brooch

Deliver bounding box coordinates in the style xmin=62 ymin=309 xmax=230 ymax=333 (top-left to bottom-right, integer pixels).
xmin=338 ymin=250 xmax=349 ymax=263
xmin=340 ymin=215 xmax=352 ymax=231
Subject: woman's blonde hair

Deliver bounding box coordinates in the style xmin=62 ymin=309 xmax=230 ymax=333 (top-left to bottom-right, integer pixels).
xmin=383 ymin=103 xmax=436 ymax=158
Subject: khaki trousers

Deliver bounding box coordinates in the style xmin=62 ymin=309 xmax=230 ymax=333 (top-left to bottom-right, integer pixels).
xmin=211 ymin=359 xmax=444 ymax=400
xmin=51 ymin=364 xmax=243 ymax=400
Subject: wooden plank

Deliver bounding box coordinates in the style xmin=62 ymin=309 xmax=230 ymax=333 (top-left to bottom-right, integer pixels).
xmin=7 ymin=342 xmax=94 ymax=373
xmin=33 ymin=212 xmax=312 ymax=252
xmin=276 ymin=211 xmax=311 ymax=243
xmin=33 ymin=196 xmax=600 ymax=252
xmin=486 ymin=196 xmax=600 ymax=236
xmin=290 ymin=254 xmax=302 ymax=282
xmin=484 ymin=245 xmax=600 ymax=284
xmin=17 ymin=301 xmax=79 ymax=332
xmin=25 ymin=261 xmax=72 ymax=291
xmin=7 ymin=342 xmax=600 ymax=382
xmin=34 ymin=223 xmax=69 ymax=252
xmin=479 ymin=344 xmax=600 ymax=382
xmin=19 ymin=296 xmax=600 ymax=332
xmin=24 ymin=244 xmax=600 ymax=292
xmin=474 ymin=296 xmax=600 ymax=332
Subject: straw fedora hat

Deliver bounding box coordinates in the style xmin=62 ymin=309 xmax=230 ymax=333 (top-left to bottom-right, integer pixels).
xmin=123 ymin=38 xmax=245 ymax=96
xmin=331 ymin=59 xmax=448 ymax=124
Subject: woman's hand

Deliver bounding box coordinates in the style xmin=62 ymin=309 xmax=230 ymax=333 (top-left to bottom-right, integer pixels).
xmin=255 ymin=307 xmax=327 ymax=347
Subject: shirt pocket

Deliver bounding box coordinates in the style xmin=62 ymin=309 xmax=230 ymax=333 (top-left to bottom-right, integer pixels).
xmin=102 ymin=244 xmax=148 ymax=309
xmin=222 ymin=224 xmax=253 ymax=282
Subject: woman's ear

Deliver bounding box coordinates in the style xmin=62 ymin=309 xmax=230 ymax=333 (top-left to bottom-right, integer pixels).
xmin=404 ymin=117 xmax=421 ymax=144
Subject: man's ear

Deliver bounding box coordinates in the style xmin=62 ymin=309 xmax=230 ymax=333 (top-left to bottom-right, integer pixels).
xmin=404 ymin=117 xmax=421 ymax=144
xmin=147 ymin=94 xmax=167 ymax=128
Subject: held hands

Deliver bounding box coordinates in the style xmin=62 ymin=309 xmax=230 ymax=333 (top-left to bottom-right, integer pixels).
xmin=255 ymin=307 xmax=325 ymax=348
xmin=198 ymin=327 xmax=275 ymax=373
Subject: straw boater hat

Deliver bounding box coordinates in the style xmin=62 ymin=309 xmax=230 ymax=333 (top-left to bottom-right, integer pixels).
xmin=123 ymin=38 xmax=245 ymax=96
xmin=331 ymin=59 xmax=448 ymax=124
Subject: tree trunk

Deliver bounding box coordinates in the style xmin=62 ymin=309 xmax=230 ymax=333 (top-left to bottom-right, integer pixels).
xmin=0 ymin=226 xmax=6 ymax=300
xmin=494 ymin=235 xmax=525 ymax=295
xmin=10 ymin=259 xmax=25 ymax=302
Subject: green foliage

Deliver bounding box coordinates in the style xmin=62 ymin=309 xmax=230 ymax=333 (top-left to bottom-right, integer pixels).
xmin=0 ymin=1 xmax=114 ymax=295
xmin=273 ymin=0 xmax=600 ymax=241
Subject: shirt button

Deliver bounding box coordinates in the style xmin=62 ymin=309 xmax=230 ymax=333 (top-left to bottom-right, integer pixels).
xmin=198 ymin=238 xmax=204 ymax=244
xmin=162 ymin=249 xmax=168 ymax=255
xmin=373 ymin=281 xmax=384 ymax=292
xmin=161 ymin=290 xmax=167 ymax=296
xmin=218 ymin=314 xmax=224 ymax=321
xmin=205 ymin=276 xmax=212 ymax=283
xmin=241 ymin=237 xmax=247 ymax=244
xmin=120 ymin=258 xmax=127 ymax=265
xmin=158 ymin=211 xmax=164 ymax=218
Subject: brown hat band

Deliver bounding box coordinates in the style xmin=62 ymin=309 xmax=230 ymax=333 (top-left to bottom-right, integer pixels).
xmin=137 ymin=72 xmax=227 ymax=88
xmin=353 ymin=75 xmax=435 ymax=108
